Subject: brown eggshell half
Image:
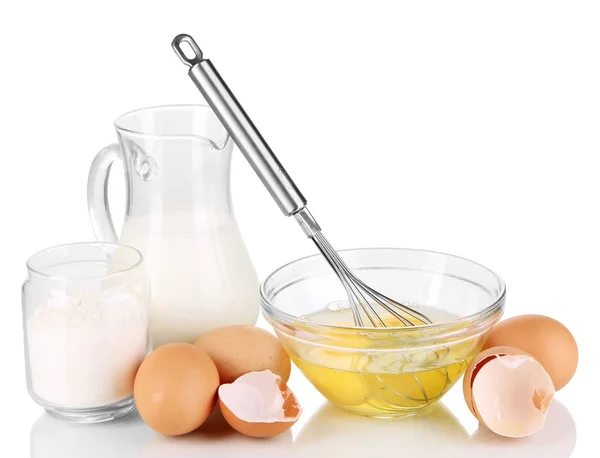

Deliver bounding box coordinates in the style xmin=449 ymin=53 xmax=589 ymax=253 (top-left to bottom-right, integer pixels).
xmin=482 ymin=314 xmax=578 ymax=391
xmin=463 ymin=346 xmax=526 ymax=417
xmin=194 ymin=325 xmax=292 ymax=384
xmin=463 ymin=346 xmax=555 ymax=438
xmin=218 ymin=370 xmax=301 ymax=438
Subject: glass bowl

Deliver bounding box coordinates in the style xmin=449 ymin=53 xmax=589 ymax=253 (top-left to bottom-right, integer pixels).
xmin=261 ymin=248 xmax=505 ymax=418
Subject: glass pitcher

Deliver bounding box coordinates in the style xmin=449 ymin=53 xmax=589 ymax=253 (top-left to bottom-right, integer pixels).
xmin=87 ymin=105 xmax=259 ymax=348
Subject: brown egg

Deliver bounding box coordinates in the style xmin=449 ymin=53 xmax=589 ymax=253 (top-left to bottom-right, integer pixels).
xmin=483 ymin=314 xmax=578 ymax=390
xmin=218 ymin=370 xmax=301 ymax=438
xmin=194 ymin=325 xmax=291 ymax=384
xmin=134 ymin=342 xmax=220 ymax=436
xmin=463 ymin=346 xmax=555 ymax=438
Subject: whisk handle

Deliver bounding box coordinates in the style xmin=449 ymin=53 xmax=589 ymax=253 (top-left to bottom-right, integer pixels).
xmin=172 ymin=34 xmax=307 ymax=217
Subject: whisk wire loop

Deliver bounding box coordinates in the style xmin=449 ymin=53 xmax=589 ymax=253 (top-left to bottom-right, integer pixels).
xmin=312 ymin=232 xmax=432 ymax=327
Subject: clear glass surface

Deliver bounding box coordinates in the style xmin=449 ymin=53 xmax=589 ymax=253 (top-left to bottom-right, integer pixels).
xmin=88 ymin=105 xmax=259 ymax=347
xmin=22 ymin=242 xmax=150 ymax=423
xmin=261 ymin=248 xmax=506 ymax=418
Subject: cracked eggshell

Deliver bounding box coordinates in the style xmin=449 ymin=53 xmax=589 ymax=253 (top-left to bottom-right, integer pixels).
xmin=194 ymin=325 xmax=291 ymax=384
xmin=218 ymin=370 xmax=302 ymax=438
xmin=463 ymin=346 xmax=555 ymax=438
xmin=463 ymin=346 xmax=520 ymax=417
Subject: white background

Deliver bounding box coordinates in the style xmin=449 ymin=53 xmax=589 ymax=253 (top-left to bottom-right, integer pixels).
xmin=1 ymin=1 xmax=598 ymax=456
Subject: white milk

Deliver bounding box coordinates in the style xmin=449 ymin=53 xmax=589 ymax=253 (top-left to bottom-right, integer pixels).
xmin=119 ymin=210 xmax=259 ymax=347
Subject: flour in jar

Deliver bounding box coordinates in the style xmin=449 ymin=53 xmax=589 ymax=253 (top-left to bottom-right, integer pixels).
xmin=26 ymin=287 xmax=148 ymax=408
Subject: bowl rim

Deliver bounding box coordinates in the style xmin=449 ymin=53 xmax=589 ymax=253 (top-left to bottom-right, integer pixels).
xmin=260 ymin=247 xmax=506 ymax=333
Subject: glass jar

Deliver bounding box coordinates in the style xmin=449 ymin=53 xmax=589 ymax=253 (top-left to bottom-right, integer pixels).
xmin=22 ymin=242 xmax=150 ymax=423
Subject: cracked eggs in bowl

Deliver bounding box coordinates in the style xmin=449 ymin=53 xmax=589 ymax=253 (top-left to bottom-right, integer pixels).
xmin=261 ymin=248 xmax=505 ymax=417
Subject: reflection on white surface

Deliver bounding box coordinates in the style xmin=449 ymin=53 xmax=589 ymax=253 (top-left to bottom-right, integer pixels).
xmin=295 ymin=402 xmax=470 ymax=455
xmin=295 ymin=399 xmax=576 ymax=457
xmin=30 ymin=411 xmax=155 ymax=458
xmin=140 ymin=409 xmax=293 ymax=458
xmin=30 ymin=399 xmax=575 ymax=458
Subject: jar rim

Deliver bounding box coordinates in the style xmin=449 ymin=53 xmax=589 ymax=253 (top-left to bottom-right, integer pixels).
xmin=26 ymin=242 xmax=143 ymax=281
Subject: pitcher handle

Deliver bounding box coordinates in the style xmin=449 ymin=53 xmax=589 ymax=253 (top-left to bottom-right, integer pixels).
xmin=87 ymin=143 xmax=120 ymax=243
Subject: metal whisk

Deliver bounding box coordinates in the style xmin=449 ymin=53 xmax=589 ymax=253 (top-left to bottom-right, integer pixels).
xmin=172 ymin=34 xmax=432 ymax=327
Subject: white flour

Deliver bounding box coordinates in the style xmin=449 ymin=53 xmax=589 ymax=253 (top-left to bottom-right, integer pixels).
xmin=26 ymin=288 xmax=148 ymax=408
